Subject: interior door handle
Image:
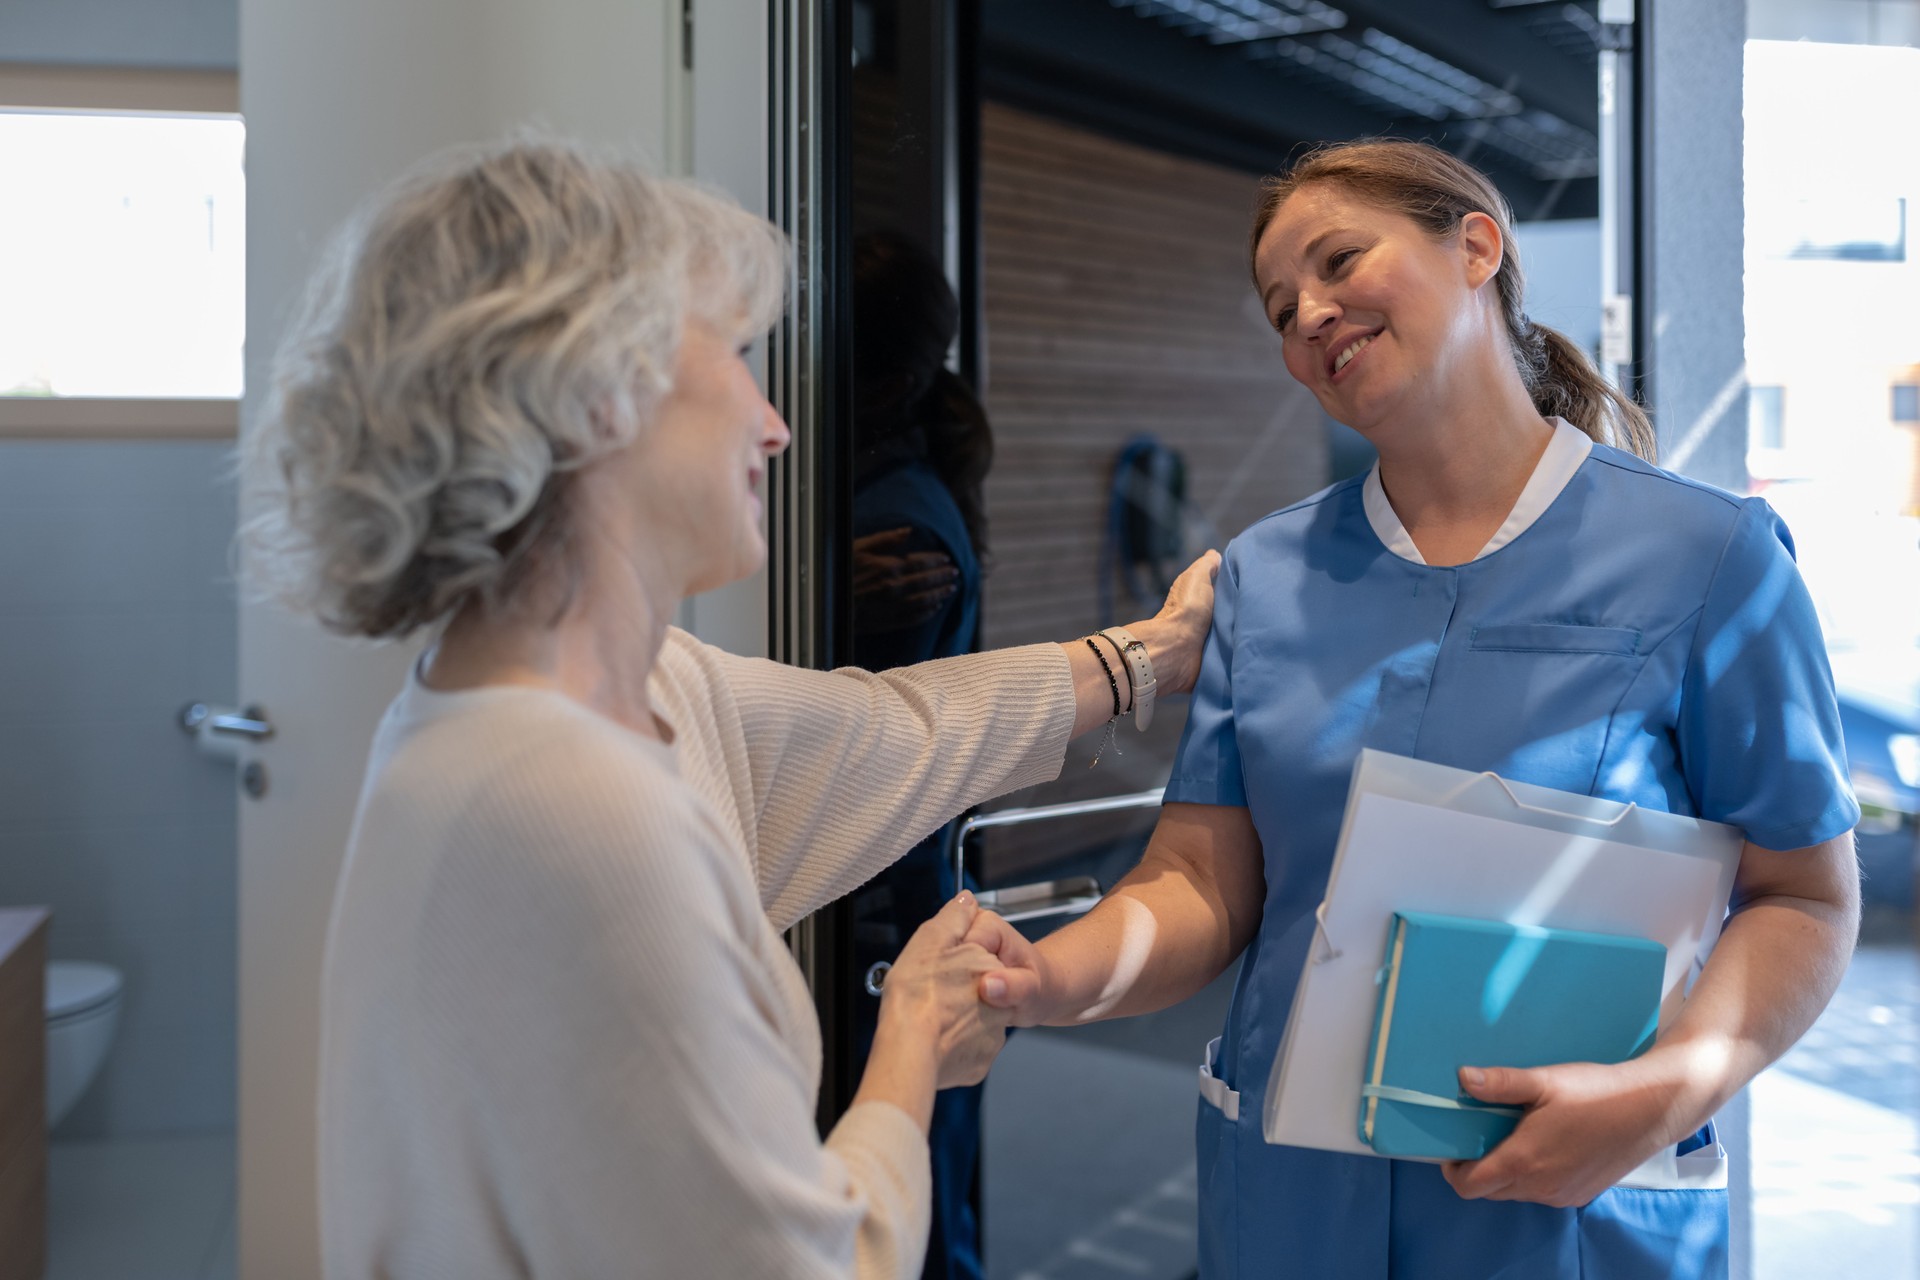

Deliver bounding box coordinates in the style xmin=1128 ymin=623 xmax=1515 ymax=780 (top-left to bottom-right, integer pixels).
xmin=180 ymin=702 xmax=274 ymax=739
xmin=952 ymin=787 xmax=1163 ymax=924
xmin=179 ymin=703 xmax=276 ymax=796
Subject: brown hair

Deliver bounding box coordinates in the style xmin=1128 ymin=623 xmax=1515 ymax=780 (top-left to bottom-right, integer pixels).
xmin=1249 ymin=139 xmax=1656 ymax=462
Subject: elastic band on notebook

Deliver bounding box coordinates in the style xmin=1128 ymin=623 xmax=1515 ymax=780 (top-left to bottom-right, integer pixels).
xmin=1359 ymin=1084 xmax=1524 ymax=1118
xmin=1311 ymin=902 xmax=1342 ymax=964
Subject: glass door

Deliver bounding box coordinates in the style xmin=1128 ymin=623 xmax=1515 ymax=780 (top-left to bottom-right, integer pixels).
xmin=820 ymin=3 xmax=1612 ymax=1275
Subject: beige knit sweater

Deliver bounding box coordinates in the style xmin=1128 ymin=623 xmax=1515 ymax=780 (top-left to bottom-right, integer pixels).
xmin=318 ymin=630 xmax=1076 ymax=1280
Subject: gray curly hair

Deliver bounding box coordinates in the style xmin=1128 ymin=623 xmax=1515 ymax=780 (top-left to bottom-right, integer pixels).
xmin=245 ymin=137 xmax=789 ymax=639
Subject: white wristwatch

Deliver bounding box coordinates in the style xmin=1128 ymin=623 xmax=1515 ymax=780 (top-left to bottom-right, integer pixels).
xmin=1101 ymin=627 xmax=1157 ymax=732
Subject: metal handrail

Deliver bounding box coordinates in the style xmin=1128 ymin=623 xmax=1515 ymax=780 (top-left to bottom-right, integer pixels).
xmin=951 ymin=786 xmax=1164 ymax=896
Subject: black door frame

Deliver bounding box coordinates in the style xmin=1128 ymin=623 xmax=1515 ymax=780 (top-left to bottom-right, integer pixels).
xmin=765 ymin=0 xmax=985 ymax=1132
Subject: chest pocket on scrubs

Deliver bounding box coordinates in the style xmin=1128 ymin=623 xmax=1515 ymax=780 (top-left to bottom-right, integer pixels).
xmin=1459 ymin=623 xmax=1645 ymax=794
xmin=1468 ymin=623 xmax=1640 ymax=655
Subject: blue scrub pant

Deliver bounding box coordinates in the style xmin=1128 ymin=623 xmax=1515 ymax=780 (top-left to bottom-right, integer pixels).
xmin=1386 ymin=1161 xmax=1728 ymax=1279
xmin=1198 ymin=1105 xmax=1727 ymax=1278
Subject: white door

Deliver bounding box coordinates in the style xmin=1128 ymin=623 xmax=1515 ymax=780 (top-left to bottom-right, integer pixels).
xmin=233 ymin=2 xmax=771 ymax=1273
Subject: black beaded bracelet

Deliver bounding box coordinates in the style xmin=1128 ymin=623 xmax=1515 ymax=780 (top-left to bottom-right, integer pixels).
xmin=1084 ymin=636 xmax=1122 ymax=718
xmin=1082 ymin=636 xmax=1125 ymax=767
xmin=1097 ymin=631 xmax=1135 ymax=714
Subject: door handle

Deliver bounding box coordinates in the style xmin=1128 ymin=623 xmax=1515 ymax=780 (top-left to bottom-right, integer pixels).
xmin=951 ymin=787 xmax=1163 ymax=925
xmin=972 ymin=876 xmax=1104 ymax=925
xmin=179 ymin=702 xmax=274 ymax=740
xmin=180 ymin=703 xmax=276 ymax=794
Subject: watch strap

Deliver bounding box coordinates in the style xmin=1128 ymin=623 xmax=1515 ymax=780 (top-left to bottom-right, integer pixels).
xmin=1101 ymin=627 xmax=1157 ymax=731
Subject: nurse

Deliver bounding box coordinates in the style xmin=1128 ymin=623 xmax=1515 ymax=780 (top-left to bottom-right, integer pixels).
xmin=970 ymin=139 xmax=1861 ymax=1278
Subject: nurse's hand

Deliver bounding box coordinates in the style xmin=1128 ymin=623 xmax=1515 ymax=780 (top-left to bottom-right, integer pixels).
xmin=1124 ymin=549 xmax=1222 ymax=698
xmin=1439 ymin=1057 xmax=1708 ymax=1208
xmin=963 ymin=909 xmax=1060 ymax=1028
xmin=854 ymin=894 xmax=1014 ymax=1133
xmin=879 ymin=893 xmax=1016 ymax=1089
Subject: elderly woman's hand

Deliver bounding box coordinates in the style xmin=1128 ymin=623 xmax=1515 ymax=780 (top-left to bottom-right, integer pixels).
xmin=1126 ymin=549 xmax=1222 ymax=698
xmin=877 ymin=893 xmax=1015 ymax=1089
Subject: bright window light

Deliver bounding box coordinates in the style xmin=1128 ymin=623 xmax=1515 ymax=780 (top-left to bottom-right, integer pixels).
xmin=0 ymin=110 xmax=245 ymax=399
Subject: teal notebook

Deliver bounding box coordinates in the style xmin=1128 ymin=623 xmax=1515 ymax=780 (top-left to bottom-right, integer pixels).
xmin=1359 ymin=911 xmax=1666 ymax=1160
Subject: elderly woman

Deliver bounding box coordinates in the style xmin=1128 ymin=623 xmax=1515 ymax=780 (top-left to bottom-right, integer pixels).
xmin=249 ymin=140 xmax=1217 ymax=1279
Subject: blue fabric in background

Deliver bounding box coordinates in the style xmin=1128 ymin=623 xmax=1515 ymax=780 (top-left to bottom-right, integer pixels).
xmin=853 ymin=459 xmax=981 ymax=673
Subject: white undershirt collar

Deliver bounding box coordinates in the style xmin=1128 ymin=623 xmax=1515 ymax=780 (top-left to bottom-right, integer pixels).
xmin=1361 ymin=416 xmax=1593 ymax=566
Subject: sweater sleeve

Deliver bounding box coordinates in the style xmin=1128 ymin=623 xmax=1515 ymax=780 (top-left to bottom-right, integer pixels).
xmin=414 ymin=730 xmax=931 ymax=1280
xmin=710 ymin=643 xmax=1078 ymax=929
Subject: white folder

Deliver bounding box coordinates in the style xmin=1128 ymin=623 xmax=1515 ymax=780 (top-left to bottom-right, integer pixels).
xmin=1261 ymin=749 xmax=1744 ymax=1190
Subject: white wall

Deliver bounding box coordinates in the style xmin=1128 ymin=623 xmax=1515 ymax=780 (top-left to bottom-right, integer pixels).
xmin=238 ymin=1 xmax=780 ymax=1273
xmin=1647 ymin=0 xmax=1751 ymax=492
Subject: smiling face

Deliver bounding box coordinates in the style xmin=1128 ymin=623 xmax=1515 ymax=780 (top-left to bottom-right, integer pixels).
xmin=617 ymin=320 xmax=792 ymax=597
xmin=1253 ymin=183 xmax=1505 ymax=437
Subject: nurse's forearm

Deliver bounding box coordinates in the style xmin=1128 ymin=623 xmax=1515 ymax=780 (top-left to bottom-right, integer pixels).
xmin=1031 ymin=879 xmax=1231 ymax=1024
xmin=1633 ymin=833 xmax=1859 ymax=1142
xmin=1029 ymin=805 xmax=1265 ymax=1025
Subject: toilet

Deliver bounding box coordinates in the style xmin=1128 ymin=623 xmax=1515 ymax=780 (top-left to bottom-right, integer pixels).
xmin=44 ymin=961 xmax=124 ymax=1127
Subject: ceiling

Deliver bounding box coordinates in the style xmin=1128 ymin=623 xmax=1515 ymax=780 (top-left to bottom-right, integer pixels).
xmin=981 ymin=0 xmax=1607 ymax=220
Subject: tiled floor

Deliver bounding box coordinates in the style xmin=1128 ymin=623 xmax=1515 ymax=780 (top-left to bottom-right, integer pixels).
xmin=1754 ymin=938 xmax=1920 ymax=1279
xmin=46 ymin=1129 xmax=234 ymax=1280
xmin=1771 ymin=940 xmax=1920 ymax=1115
xmin=984 ymin=1032 xmax=1198 ymax=1280
xmin=979 ymin=961 xmax=1237 ymax=1280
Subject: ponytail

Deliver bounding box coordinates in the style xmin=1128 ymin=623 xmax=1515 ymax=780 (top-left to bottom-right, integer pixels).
xmin=1514 ymin=318 xmax=1657 ymax=462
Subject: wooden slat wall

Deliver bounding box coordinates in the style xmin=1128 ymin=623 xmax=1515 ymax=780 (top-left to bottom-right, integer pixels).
xmin=977 ymin=102 xmax=1327 ymax=651
xmin=963 ymin=105 xmax=1329 ymax=880
xmin=845 ymin=88 xmax=1331 ymax=876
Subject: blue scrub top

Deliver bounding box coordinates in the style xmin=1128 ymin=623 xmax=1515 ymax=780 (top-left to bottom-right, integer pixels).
xmin=1166 ymin=442 xmax=1858 ymax=1279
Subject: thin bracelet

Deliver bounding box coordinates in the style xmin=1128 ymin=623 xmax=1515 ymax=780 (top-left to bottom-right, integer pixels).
xmin=1082 ymin=636 xmax=1123 ymax=766
xmin=1083 ymin=636 xmax=1121 ymax=717
xmin=1097 ymin=631 xmax=1135 ymax=714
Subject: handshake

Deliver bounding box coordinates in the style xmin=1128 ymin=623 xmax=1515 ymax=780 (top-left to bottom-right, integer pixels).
xmin=874 ymin=890 xmax=1047 ymax=1090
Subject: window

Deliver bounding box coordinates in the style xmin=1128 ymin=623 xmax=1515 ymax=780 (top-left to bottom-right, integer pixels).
xmin=1895 ymin=383 xmax=1919 ymax=424
xmin=0 ymin=68 xmax=241 ymax=438
xmin=1750 ymin=384 xmax=1786 ymax=449
xmin=1751 ymin=197 xmax=1907 ymax=263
